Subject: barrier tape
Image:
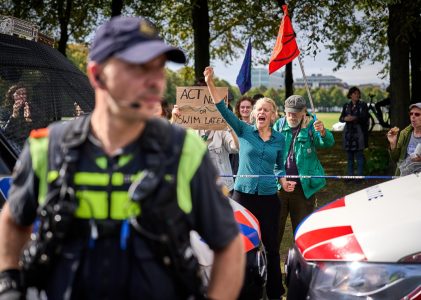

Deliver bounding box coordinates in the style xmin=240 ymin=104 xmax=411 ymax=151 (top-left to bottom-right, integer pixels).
xmin=219 ymin=174 xmax=398 ymax=180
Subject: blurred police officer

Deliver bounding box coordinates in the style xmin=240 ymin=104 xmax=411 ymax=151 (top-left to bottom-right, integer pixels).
xmin=0 ymin=16 xmax=244 ymax=300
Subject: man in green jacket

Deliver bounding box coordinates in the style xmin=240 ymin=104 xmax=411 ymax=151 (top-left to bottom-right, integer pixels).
xmin=273 ymin=95 xmax=335 ymax=243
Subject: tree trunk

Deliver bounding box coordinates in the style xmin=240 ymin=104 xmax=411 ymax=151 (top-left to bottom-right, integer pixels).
xmin=285 ymin=62 xmax=294 ymax=98
xmin=411 ymin=32 xmax=421 ymax=102
xmin=111 ymin=0 xmax=124 ymax=17
xmin=191 ymin=0 xmax=210 ymax=82
xmin=410 ymin=5 xmax=421 ymax=102
xmin=12 ymin=0 xmax=23 ymax=18
xmin=388 ymin=3 xmax=410 ymax=129
xmin=276 ymin=0 xmax=294 ymax=100
xmin=12 ymin=0 xmax=33 ymax=19
xmin=57 ymin=0 xmax=72 ymax=56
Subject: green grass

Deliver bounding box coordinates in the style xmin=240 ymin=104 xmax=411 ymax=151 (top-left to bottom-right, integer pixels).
xmin=315 ymin=112 xmax=340 ymax=130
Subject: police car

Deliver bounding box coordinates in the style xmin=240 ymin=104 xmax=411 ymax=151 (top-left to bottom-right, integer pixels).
xmin=285 ymin=173 xmax=421 ymax=300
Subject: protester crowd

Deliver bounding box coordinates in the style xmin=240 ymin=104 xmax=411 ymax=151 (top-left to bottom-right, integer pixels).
xmin=170 ymin=76 xmax=421 ymax=298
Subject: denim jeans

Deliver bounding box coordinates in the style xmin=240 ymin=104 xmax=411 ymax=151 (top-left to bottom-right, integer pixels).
xmin=347 ymin=150 xmax=364 ymax=176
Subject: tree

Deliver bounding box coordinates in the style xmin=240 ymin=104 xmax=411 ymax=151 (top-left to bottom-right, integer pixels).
xmin=110 ymin=0 xmax=124 ymax=17
xmin=328 ymin=87 xmax=347 ymax=108
xmin=191 ymin=0 xmax=210 ymax=81
xmin=288 ymin=0 xmax=421 ymax=130
xmin=387 ymin=1 xmax=410 ymax=130
xmin=132 ymin=0 xmax=282 ymax=82
xmin=409 ymin=2 xmax=421 ymax=102
xmin=266 ymin=87 xmax=282 ymax=107
xmin=67 ymin=43 xmax=89 ymax=72
xmin=2 ymin=0 xmax=105 ymax=56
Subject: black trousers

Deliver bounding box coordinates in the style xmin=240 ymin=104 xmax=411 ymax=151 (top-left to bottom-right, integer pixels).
xmin=232 ymin=190 xmax=284 ymax=299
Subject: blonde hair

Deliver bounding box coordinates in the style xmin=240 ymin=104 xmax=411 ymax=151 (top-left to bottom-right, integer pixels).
xmin=250 ymin=97 xmax=278 ymax=125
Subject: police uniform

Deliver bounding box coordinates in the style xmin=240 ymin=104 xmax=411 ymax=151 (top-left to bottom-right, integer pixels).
xmin=8 ymin=115 xmax=239 ymax=299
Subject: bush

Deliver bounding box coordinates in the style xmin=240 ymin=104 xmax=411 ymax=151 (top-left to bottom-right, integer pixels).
xmin=364 ymin=146 xmax=390 ymax=175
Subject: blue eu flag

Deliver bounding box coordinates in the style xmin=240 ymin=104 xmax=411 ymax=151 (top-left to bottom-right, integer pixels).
xmin=236 ymin=39 xmax=252 ymax=95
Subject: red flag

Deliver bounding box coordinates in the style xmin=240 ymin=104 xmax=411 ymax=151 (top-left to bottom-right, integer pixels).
xmin=269 ymin=5 xmax=300 ymax=75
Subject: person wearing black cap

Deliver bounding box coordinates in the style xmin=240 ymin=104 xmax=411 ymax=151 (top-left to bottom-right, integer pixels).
xmin=0 ymin=16 xmax=244 ymax=300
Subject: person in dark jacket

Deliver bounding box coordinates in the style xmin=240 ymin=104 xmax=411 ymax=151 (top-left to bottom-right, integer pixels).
xmin=339 ymin=87 xmax=369 ymax=176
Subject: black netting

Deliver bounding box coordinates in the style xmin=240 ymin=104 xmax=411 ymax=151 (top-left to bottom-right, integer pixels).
xmin=0 ymin=33 xmax=94 ymax=154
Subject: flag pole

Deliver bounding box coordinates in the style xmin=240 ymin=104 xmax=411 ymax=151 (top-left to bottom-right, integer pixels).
xmin=297 ymin=55 xmax=316 ymax=114
xmin=297 ymin=54 xmax=322 ymax=140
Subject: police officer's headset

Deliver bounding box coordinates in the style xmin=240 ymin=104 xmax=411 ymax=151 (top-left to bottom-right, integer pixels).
xmin=95 ymin=73 xmax=141 ymax=109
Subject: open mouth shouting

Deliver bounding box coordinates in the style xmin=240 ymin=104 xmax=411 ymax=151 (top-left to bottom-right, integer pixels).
xmin=257 ymin=115 xmax=267 ymax=124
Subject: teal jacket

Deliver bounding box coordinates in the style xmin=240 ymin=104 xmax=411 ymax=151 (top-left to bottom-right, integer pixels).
xmin=273 ymin=117 xmax=335 ymax=198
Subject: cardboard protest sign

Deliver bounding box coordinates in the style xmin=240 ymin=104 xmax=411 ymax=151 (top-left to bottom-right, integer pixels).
xmin=174 ymin=86 xmax=228 ymax=130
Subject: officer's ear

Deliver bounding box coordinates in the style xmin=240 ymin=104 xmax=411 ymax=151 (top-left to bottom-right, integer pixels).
xmin=87 ymin=62 xmax=105 ymax=89
xmin=95 ymin=74 xmax=105 ymax=88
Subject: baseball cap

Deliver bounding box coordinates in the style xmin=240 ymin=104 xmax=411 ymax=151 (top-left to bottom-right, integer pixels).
xmin=409 ymin=102 xmax=421 ymax=110
xmin=284 ymin=95 xmax=307 ymax=113
xmin=89 ymin=16 xmax=186 ymax=64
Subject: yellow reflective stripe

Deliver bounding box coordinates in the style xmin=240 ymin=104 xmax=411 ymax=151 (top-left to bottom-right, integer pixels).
xmin=118 ymin=154 xmax=133 ymax=167
xmin=75 ymin=190 xmax=108 ymax=219
xmin=95 ymin=156 xmax=107 ymax=169
xmin=110 ymin=191 xmax=140 ymax=219
xmin=29 ymin=136 xmax=49 ymax=205
xmin=74 ymin=172 xmax=109 ymax=186
xmin=75 ymin=190 xmax=140 ymax=220
xmin=74 ymin=172 xmax=129 ymax=186
xmin=47 ymin=170 xmax=59 ymax=184
xmin=177 ymin=129 xmax=207 ymax=213
xmin=111 ymin=173 xmax=124 ymax=186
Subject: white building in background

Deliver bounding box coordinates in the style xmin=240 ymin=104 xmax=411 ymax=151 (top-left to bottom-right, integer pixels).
xmin=295 ymin=73 xmax=348 ymax=89
xmin=251 ymin=67 xmax=285 ymax=89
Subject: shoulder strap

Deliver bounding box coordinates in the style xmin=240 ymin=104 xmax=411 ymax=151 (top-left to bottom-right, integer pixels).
xmin=129 ymin=119 xmax=186 ymax=203
xmin=140 ymin=118 xmax=185 ymax=170
xmin=47 ymin=115 xmax=91 ymax=185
